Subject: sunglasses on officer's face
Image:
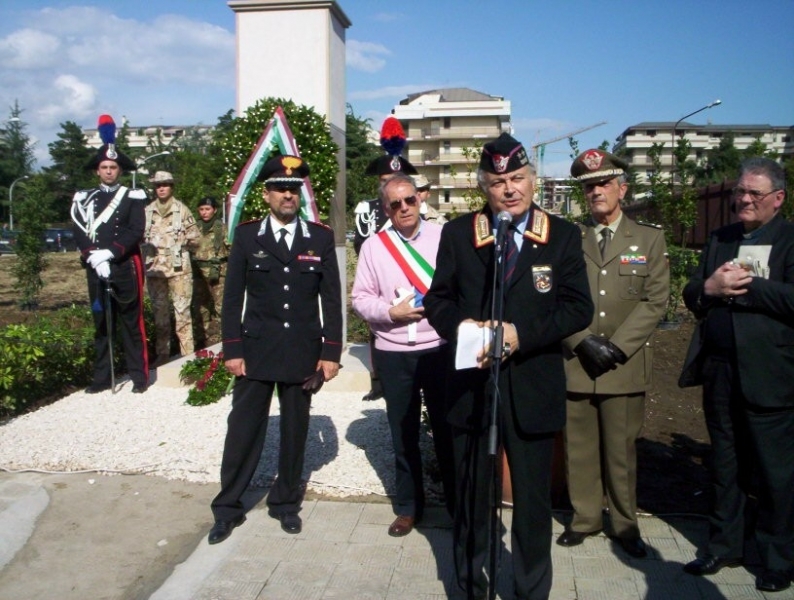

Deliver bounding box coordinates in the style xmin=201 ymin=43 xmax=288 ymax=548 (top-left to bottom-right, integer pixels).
xmin=388 ymin=196 xmax=418 ymax=211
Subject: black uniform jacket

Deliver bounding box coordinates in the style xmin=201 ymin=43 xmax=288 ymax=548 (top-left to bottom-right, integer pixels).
xmin=72 ymin=186 xmax=146 ymax=262
xmin=222 ymin=218 xmax=343 ymax=383
xmin=424 ymin=205 xmax=594 ymax=433
xmin=679 ymin=214 xmax=794 ymax=407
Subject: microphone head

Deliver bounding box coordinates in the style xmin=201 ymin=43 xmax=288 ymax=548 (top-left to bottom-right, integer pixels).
xmin=497 ymin=210 xmax=512 ymax=222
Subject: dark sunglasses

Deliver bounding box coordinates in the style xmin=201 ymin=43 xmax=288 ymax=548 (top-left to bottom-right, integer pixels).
xmin=388 ymin=195 xmax=418 ymax=211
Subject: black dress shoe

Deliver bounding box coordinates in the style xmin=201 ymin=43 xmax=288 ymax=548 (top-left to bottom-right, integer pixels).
xmin=279 ymin=512 xmax=302 ymax=534
xmin=683 ymin=554 xmax=742 ymax=576
xmin=616 ymin=536 xmax=648 ymax=558
xmin=556 ymin=529 xmax=600 ymax=547
xmin=756 ymin=569 xmax=791 ymax=592
xmin=132 ymin=384 xmax=147 ymax=394
xmin=207 ymin=515 xmax=246 ymax=545
xmin=362 ymin=379 xmax=383 ymax=401
xmin=85 ymin=383 xmax=111 ymax=394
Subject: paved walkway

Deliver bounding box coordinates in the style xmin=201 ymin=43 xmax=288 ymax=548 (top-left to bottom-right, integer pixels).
xmin=150 ymin=502 xmax=788 ymax=600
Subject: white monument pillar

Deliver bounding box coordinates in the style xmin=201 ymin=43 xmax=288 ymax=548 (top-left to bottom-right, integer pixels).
xmin=228 ymin=0 xmax=351 ymax=342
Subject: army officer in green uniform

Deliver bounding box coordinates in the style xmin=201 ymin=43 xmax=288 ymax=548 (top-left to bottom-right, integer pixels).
xmin=557 ymin=150 xmax=669 ymax=559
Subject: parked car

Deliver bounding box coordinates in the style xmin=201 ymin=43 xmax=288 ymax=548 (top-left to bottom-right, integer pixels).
xmin=44 ymin=228 xmax=77 ymax=252
xmin=0 ymin=230 xmax=18 ymax=254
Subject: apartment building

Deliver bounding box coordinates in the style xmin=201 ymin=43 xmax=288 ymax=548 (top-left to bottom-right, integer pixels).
xmin=83 ymin=121 xmax=213 ymax=151
xmin=392 ymin=88 xmax=511 ymax=214
xmin=614 ymin=122 xmax=794 ymax=185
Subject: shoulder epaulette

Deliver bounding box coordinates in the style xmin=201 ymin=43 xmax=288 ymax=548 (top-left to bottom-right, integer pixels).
xmin=128 ymin=188 xmax=147 ymax=200
xmin=72 ymin=190 xmax=89 ymax=202
xmin=524 ymin=204 xmax=550 ymax=244
xmin=354 ymin=199 xmax=377 ymax=214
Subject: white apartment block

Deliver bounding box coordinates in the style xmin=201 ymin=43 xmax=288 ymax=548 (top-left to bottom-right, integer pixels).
xmin=614 ymin=122 xmax=794 ymax=185
xmin=84 ymin=121 xmax=214 ymax=151
xmin=392 ymin=88 xmax=511 ymax=214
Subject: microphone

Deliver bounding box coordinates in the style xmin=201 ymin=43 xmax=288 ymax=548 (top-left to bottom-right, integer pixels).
xmin=496 ymin=210 xmax=512 ymax=252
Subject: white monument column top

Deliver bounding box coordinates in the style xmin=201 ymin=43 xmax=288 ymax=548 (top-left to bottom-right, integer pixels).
xmin=227 ymin=0 xmax=350 ymax=121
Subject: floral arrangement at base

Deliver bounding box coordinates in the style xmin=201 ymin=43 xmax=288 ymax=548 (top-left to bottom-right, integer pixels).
xmin=179 ymin=349 xmax=235 ymax=406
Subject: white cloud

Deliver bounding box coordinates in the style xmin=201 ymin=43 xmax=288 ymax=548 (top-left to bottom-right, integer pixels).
xmin=37 ymin=74 xmax=98 ymax=124
xmin=0 ymin=6 xmax=236 ymax=166
xmin=0 ymin=28 xmax=61 ymax=69
xmin=346 ymin=40 xmax=390 ymax=73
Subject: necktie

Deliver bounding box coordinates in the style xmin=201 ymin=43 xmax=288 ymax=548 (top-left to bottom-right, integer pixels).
xmin=277 ymin=227 xmax=290 ymax=257
xmin=599 ymin=228 xmax=611 ymax=258
xmin=504 ymin=228 xmax=518 ymax=283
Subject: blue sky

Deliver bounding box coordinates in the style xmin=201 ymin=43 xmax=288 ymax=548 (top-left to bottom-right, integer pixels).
xmin=1 ymin=0 xmax=792 ymax=176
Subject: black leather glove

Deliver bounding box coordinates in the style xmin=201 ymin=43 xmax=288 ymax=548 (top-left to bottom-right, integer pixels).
xmin=604 ymin=340 xmax=627 ymax=365
xmin=575 ymin=335 xmax=618 ymax=380
xmin=302 ymin=368 xmax=325 ymax=394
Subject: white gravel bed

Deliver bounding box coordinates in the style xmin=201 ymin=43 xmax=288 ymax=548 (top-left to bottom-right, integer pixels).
xmin=0 ymin=385 xmax=426 ymax=499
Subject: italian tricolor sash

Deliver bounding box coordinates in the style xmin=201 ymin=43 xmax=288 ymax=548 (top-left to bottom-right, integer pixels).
xmin=377 ymin=229 xmax=434 ymax=293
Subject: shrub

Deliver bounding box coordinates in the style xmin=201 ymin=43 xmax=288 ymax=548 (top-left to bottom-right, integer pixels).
xmin=0 ymin=307 xmax=94 ymax=415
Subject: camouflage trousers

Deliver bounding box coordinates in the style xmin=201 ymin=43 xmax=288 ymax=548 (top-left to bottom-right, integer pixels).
xmin=147 ymin=273 xmax=194 ymax=357
xmin=192 ymin=263 xmax=225 ymax=350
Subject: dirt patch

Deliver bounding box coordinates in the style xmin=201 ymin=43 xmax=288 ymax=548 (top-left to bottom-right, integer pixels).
xmin=0 ymin=252 xmax=712 ymax=516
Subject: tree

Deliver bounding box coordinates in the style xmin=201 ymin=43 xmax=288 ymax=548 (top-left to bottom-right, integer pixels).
xmin=217 ymin=98 xmax=339 ymax=222
xmin=345 ymin=105 xmax=381 ymax=221
xmin=564 ymin=137 xmax=587 ymax=219
xmin=138 ymin=123 xmax=227 ymax=210
xmin=694 ymin=131 xmax=742 ymax=186
xmin=783 ymin=154 xmax=794 ymax=221
xmin=11 ymin=174 xmax=54 ymax=309
xmin=42 ymin=121 xmax=95 ymax=222
xmin=457 ymin=140 xmax=486 ymax=214
xmin=1 ymin=102 xmax=36 ymax=226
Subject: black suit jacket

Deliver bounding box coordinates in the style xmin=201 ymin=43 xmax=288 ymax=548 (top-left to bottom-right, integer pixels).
xmin=222 ymin=218 xmax=343 ymax=383
xmin=679 ymin=214 xmax=794 ymax=407
xmin=424 ymin=206 xmax=593 ymax=433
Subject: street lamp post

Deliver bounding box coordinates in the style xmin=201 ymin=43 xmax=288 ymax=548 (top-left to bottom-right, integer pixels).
xmin=132 ymin=150 xmax=171 ymax=188
xmin=670 ymin=99 xmax=722 ymax=192
xmin=9 ymin=175 xmax=29 ymax=231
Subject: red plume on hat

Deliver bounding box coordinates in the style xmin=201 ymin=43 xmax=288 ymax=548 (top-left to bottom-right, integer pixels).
xmin=380 ymin=116 xmax=406 ymax=157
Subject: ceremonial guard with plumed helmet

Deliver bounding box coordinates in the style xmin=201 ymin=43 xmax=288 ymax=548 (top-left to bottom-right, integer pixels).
xmin=71 ymin=115 xmax=149 ymax=394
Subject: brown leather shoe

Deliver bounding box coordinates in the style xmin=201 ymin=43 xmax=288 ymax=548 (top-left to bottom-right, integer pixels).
xmin=388 ymin=515 xmax=415 ymax=537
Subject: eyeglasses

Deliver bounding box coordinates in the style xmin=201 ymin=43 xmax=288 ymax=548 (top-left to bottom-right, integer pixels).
xmin=731 ymin=187 xmax=779 ymax=202
xmin=388 ymin=196 xmax=418 ymax=211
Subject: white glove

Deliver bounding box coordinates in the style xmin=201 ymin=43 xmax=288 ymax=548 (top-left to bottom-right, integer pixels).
xmin=87 ymin=249 xmax=114 ymax=268
xmin=95 ymin=261 xmax=111 ymax=280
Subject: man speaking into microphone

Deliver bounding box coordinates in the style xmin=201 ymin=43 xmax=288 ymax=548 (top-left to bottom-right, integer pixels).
xmin=424 ymin=133 xmax=593 ymax=600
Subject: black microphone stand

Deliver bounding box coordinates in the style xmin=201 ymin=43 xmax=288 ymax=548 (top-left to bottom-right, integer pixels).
xmin=486 ymin=226 xmax=510 ymax=600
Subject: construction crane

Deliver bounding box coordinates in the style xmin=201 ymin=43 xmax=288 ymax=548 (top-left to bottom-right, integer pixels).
xmin=531 ymin=121 xmax=607 ymax=178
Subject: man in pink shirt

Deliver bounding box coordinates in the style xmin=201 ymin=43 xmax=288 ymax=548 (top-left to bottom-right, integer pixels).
xmin=352 ymin=172 xmax=455 ymax=537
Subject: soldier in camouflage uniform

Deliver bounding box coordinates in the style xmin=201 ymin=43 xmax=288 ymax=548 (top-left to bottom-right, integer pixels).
xmin=192 ymin=197 xmax=229 ymax=349
xmin=142 ymin=171 xmax=200 ymax=366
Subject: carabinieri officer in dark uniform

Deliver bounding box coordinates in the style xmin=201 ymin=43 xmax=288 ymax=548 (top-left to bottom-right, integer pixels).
xmin=71 ymin=114 xmax=149 ymax=394
xmin=209 ymin=154 xmax=343 ymax=544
